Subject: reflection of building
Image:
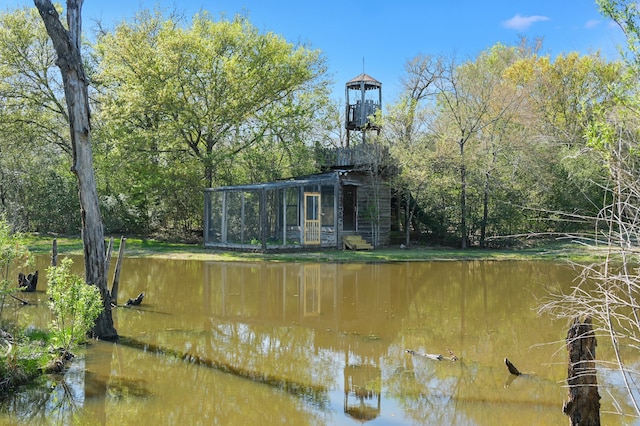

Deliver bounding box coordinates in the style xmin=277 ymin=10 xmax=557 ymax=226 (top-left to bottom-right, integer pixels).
xmin=344 ymin=363 xmax=381 ymax=422
xmin=203 ymin=262 xmax=400 ymax=334
xmin=203 ymin=262 xmax=399 ymax=421
xmin=303 ymin=265 xmax=321 ymax=317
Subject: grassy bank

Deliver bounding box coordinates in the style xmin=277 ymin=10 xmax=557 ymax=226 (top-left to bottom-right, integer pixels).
xmin=24 ymin=235 xmax=603 ymax=263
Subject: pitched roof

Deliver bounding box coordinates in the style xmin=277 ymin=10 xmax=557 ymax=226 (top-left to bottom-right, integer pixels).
xmin=347 ymin=73 xmax=381 ymax=85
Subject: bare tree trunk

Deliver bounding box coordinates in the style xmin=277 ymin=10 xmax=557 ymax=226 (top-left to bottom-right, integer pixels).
xmin=34 ymin=0 xmax=117 ymax=340
xmin=110 ymin=237 xmax=126 ymax=306
xmin=404 ymin=188 xmax=412 ymax=247
xmin=563 ymin=316 xmax=600 ymax=426
xmin=459 ymin=138 xmax=467 ymax=249
xmin=480 ymin=170 xmax=489 ymax=248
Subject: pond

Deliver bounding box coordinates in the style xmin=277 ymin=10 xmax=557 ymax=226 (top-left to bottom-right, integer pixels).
xmin=0 ymin=256 xmax=636 ymax=425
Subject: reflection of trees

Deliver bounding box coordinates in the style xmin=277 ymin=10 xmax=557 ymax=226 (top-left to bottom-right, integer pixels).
xmin=200 ymin=260 xmax=577 ymax=424
xmin=383 ymin=261 xmax=578 ymax=424
xmin=1 ymin=362 xmax=83 ymax=424
xmin=4 ymin=257 xmax=619 ymax=425
xmin=385 ymin=343 xmax=471 ymax=425
xmin=204 ymin=321 xmax=337 ymax=402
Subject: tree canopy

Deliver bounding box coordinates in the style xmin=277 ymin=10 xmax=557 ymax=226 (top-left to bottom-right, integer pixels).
xmin=90 ymin=9 xmax=329 ymax=234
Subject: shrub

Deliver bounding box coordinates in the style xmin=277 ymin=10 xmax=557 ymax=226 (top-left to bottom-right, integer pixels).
xmin=46 ymin=258 xmax=103 ymax=353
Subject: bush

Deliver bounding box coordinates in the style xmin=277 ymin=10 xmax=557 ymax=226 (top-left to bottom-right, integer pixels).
xmin=46 ymin=258 xmax=103 ymax=353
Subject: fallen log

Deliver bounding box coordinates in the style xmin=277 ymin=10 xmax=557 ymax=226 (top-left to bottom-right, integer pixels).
xmin=9 ymin=293 xmax=29 ymax=305
xmin=405 ymin=349 xmax=458 ymax=362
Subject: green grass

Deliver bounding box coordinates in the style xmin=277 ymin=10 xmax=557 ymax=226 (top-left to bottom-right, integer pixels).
xmin=23 ymin=235 xmax=607 ymax=263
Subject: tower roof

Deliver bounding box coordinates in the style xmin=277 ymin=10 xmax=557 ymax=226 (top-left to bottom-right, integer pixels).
xmin=347 ymin=73 xmax=381 ymax=86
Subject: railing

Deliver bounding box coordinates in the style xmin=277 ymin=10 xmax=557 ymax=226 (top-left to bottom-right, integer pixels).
xmin=315 ymin=144 xmax=390 ymax=168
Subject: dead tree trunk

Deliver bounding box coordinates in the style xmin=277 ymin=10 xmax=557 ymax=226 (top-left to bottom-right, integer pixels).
xmin=110 ymin=237 xmax=126 ymax=306
xmin=563 ymin=316 xmax=600 ymax=426
xmin=51 ymin=238 xmax=57 ymax=266
xmin=18 ymin=271 xmax=38 ymax=292
xmin=34 ymin=0 xmax=117 ymax=341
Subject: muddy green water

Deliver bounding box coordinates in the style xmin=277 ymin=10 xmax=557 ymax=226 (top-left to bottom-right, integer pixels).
xmin=0 ymin=257 xmax=636 ymax=425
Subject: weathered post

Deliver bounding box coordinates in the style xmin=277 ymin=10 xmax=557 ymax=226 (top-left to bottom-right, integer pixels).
xmin=104 ymin=236 xmax=114 ymax=273
xmin=110 ymin=237 xmax=126 ymax=306
xmin=563 ymin=316 xmax=600 ymax=426
xmin=51 ymin=238 xmax=57 ymax=267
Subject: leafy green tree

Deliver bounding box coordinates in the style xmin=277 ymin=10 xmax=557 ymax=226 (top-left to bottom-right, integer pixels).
xmin=389 ymin=45 xmax=624 ymax=247
xmin=598 ymin=0 xmax=640 ymax=67
xmin=0 ymin=6 xmax=80 ymax=232
xmin=504 ymin=52 xmax=623 ymax=232
xmin=92 ymin=10 xmax=329 ymax=235
xmin=384 ymin=54 xmax=448 ymax=245
xmin=543 ymin=2 xmax=640 ymax=415
xmin=0 ymin=6 xmax=70 ymax=154
xmin=433 ymin=46 xmax=524 ymax=248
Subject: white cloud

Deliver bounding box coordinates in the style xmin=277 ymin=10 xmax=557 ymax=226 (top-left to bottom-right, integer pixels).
xmin=502 ymin=14 xmax=550 ymax=31
xmin=584 ymin=19 xmax=600 ymax=29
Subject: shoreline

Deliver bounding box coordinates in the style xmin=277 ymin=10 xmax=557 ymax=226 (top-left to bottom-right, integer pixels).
xmin=24 ymin=235 xmax=605 ymax=263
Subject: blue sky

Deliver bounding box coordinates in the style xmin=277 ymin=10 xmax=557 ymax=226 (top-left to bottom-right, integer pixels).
xmin=1 ymin=0 xmax=627 ymax=101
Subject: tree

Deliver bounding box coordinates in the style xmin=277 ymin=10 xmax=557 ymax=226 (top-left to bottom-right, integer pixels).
xmin=541 ymin=2 xmax=640 ymax=417
xmin=0 ymin=6 xmax=71 ymax=155
xmin=598 ymin=0 xmax=640 ymax=66
xmin=47 ymin=258 xmax=103 ymax=353
xmin=90 ymin=10 xmax=328 ymax=236
xmin=0 ymin=6 xmax=80 ymax=232
xmin=94 ymin=10 xmax=329 ymax=189
xmin=34 ymin=0 xmax=117 ymax=340
xmin=435 ymin=47 xmax=521 ymax=248
xmin=385 ymin=54 xmax=444 ymax=246
xmin=504 ymin=52 xmax=622 ymax=233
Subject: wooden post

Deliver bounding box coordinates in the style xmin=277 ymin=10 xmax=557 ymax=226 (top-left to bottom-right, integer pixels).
xmin=110 ymin=237 xmax=126 ymax=306
xmin=51 ymin=238 xmax=57 ymax=267
xmin=563 ymin=316 xmax=600 ymax=426
xmin=104 ymin=236 xmax=114 ymax=274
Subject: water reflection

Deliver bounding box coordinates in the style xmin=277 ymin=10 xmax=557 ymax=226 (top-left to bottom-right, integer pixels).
xmin=0 ymin=258 xmax=635 ymax=425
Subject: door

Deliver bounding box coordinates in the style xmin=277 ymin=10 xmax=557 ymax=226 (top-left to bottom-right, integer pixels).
xmin=343 ymin=185 xmax=357 ymax=231
xmin=304 ymin=192 xmax=321 ymax=245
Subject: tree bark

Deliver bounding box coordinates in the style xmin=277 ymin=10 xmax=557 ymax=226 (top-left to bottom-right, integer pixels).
xmin=563 ymin=316 xmax=600 ymax=426
xmin=34 ymin=0 xmax=117 ymax=340
xmin=404 ymin=188 xmax=411 ymax=247
xmin=480 ymin=169 xmax=489 ymax=249
xmin=459 ymin=137 xmax=467 ymax=249
xmin=110 ymin=237 xmax=126 ymax=305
